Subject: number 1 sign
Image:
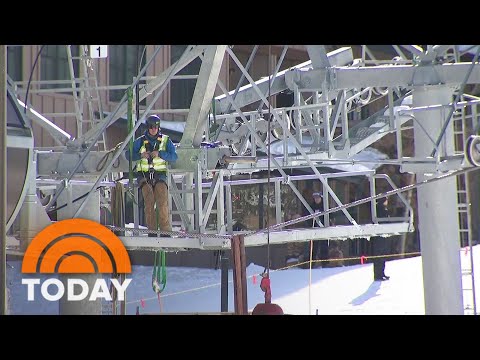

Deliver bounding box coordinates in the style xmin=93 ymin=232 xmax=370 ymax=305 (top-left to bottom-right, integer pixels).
xmin=89 ymin=45 xmax=108 ymax=59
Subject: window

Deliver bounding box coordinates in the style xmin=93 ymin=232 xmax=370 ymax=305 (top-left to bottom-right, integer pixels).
xmin=7 ymin=46 xmax=22 ymax=82
xmin=109 ymin=45 xmax=146 ymax=103
xmin=40 ymin=45 xmax=80 ymax=91
xmin=170 ymin=45 xmax=201 ymax=109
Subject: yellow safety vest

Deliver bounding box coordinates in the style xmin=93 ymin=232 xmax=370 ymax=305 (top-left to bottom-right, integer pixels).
xmin=138 ymin=135 xmax=169 ymax=172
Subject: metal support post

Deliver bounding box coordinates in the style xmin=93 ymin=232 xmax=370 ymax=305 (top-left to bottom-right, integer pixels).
xmin=413 ymin=85 xmax=464 ymax=314
xmin=58 ymin=181 xmax=103 ymax=315
xmin=0 ymin=45 xmax=7 ymax=315
xmin=220 ymin=252 xmax=229 ymax=313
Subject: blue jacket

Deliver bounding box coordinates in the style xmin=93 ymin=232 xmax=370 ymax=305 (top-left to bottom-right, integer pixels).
xmin=125 ymin=130 xmax=178 ymax=178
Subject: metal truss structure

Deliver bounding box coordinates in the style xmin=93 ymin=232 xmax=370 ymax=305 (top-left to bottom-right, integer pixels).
xmin=4 ymin=44 xmax=480 ymax=314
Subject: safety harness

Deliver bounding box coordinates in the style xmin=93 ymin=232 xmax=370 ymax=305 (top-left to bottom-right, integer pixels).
xmin=137 ymin=134 xmax=170 ymax=188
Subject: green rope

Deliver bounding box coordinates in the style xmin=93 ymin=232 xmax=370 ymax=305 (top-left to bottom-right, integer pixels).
xmin=127 ymin=87 xmax=134 ymax=187
xmin=152 ymin=250 xmax=167 ymax=294
xmin=144 ymin=107 xmax=166 ymax=295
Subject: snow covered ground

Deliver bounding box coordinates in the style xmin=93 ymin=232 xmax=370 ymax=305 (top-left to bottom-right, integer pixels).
xmin=7 ymin=245 xmax=479 ymax=315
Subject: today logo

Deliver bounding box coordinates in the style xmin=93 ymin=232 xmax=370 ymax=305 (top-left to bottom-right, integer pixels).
xmin=21 ymin=219 xmax=132 ymax=302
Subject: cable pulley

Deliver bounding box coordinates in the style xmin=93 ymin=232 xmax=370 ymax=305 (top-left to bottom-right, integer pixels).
xmin=466 ymin=135 xmax=480 ymax=167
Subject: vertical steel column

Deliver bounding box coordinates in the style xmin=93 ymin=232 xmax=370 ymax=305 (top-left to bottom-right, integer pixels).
xmin=184 ymin=173 xmax=194 ymax=232
xmin=194 ymin=163 xmax=203 ymax=231
xmin=294 ymin=84 xmax=302 ymax=145
xmin=341 ymin=90 xmax=349 ymax=147
xmin=250 ymin=114 xmax=256 ymax=157
xmin=0 ymin=45 xmax=7 ymax=315
xmin=133 ymin=188 xmax=139 ymax=236
xmin=323 ymin=181 xmax=330 ymax=226
xmin=322 ymin=82 xmax=331 ymax=154
xmin=282 ymin=111 xmax=289 ymax=162
xmin=226 ymin=184 xmax=233 ymax=233
xmin=220 ymin=252 xmax=229 ymax=313
xmin=413 ymin=85 xmax=464 ymax=314
xmin=18 ymin=151 xmax=51 ymax=252
xmin=275 ymin=181 xmax=282 ymax=224
xmin=216 ymin=170 xmax=225 ymax=233
xmin=58 ymin=181 xmax=103 ymax=315
xmin=221 ymin=182 xmax=233 ymax=313
xmin=258 ymin=183 xmax=264 ymax=229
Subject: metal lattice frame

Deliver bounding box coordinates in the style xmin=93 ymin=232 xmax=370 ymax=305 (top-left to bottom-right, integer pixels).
xmin=6 ymin=45 xmax=480 ymax=315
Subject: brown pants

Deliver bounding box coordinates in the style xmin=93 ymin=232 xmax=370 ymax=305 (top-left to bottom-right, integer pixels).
xmin=140 ymin=179 xmax=171 ymax=232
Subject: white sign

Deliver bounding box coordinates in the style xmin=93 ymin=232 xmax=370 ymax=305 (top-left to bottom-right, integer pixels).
xmin=22 ymin=278 xmax=132 ymax=301
xmin=89 ymin=45 xmax=108 ymax=59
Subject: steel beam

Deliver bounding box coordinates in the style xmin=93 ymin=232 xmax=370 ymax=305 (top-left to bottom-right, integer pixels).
xmin=306 ymin=45 xmax=331 ymax=68
xmin=35 ymin=146 xmax=230 ymax=176
xmin=17 ymin=98 xmax=71 ymax=145
xmin=117 ymin=222 xmax=411 ymax=251
xmin=180 ymin=45 xmax=226 ymax=147
xmin=286 ymin=63 xmax=480 ymax=90
xmin=400 ymin=45 xmax=424 ymax=56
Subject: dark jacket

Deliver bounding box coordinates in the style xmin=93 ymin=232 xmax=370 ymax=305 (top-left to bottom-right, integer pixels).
xmin=302 ymin=200 xmax=324 ymax=228
xmin=302 ymin=199 xmax=345 ymax=227
xmin=371 ymin=201 xmax=391 ymax=256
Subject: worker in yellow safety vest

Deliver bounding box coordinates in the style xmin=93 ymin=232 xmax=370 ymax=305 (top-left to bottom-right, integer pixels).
xmin=126 ymin=115 xmax=178 ymax=237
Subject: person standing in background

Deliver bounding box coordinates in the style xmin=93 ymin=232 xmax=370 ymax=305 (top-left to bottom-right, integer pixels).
xmin=371 ymin=197 xmax=391 ymax=281
xmin=301 ymin=192 xmax=329 ymax=268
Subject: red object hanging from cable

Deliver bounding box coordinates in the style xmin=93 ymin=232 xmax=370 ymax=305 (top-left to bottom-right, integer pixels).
xmin=252 ymin=271 xmax=284 ymax=315
xmin=260 ymin=273 xmax=272 ymax=303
